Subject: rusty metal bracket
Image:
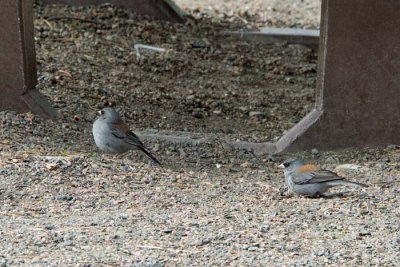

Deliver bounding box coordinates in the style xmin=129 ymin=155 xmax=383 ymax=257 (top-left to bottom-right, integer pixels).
xmin=276 ymin=0 xmax=400 ymax=152
xmin=0 ymin=0 xmax=57 ymax=119
xmin=40 ymin=0 xmax=186 ymax=23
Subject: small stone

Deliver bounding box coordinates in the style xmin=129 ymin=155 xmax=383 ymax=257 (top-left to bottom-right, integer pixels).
xmin=200 ymin=239 xmax=211 ymax=245
xmin=335 ymin=164 xmax=361 ymax=171
xmin=179 ymin=148 xmax=187 ymax=158
xmin=311 ymin=148 xmax=319 ymax=155
xmin=267 ymin=154 xmax=281 ymax=162
xmin=316 ymin=248 xmax=329 ymax=256
xmin=44 ymin=225 xmax=55 ymax=230
xmin=285 ymin=77 xmax=293 ymax=83
xmin=221 ymin=142 xmax=233 ymax=151
xmin=247 ymin=246 xmax=259 ymax=251
xmin=56 ymin=195 xmax=75 ymax=202
xmin=119 ymin=214 xmax=128 ymax=220
xmin=193 ymin=110 xmax=203 ymax=119
xmin=359 ymin=230 xmax=371 ymax=237
xmin=238 ymin=106 xmax=248 ymax=112
xmin=240 ymin=162 xmax=251 ymax=168
xmin=249 ymin=111 xmax=264 ymax=117
xmin=325 ymin=156 xmax=338 ymax=164
xmin=152 ymin=143 xmax=160 ymax=152
xmin=162 ymin=228 xmax=173 ymax=234
xmin=46 ymin=163 xmax=59 ymax=171
xmin=63 ymin=240 xmax=74 ymax=246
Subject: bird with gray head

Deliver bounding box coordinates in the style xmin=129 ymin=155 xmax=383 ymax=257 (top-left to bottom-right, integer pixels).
xmin=279 ymin=158 xmax=368 ymax=196
xmin=93 ymin=107 xmax=161 ymax=165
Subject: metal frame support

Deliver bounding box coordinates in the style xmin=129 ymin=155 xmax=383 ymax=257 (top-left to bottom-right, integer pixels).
xmin=0 ymin=0 xmax=57 ymax=119
xmin=276 ymin=0 xmax=400 ymax=151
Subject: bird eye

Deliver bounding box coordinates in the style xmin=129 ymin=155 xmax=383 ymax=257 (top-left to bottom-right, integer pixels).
xmin=283 ymin=162 xmax=290 ymax=167
xmin=100 ymin=110 xmax=105 ymax=115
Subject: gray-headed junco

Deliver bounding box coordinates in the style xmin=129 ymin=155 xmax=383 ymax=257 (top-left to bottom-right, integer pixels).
xmin=279 ymin=158 xmax=368 ymax=196
xmin=93 ymin=107 xmax=161 ymax=165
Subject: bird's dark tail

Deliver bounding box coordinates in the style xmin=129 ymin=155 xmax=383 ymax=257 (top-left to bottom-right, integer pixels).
xmin=139 ymin=146 xmax=161 ymax=165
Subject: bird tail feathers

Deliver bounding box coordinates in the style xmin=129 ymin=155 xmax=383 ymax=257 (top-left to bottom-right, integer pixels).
xmin=139 ymin=146 xmax=161 ymax=165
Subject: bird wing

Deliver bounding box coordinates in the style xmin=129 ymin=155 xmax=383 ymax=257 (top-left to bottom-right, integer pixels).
xmin=109 ymin=122 xmax=145 ymax=147
xmin=108 ymin=122 xmax=161 ymax=165
xmin=124 ymin=131 xmax=146 ymax=147
xmin=292 ymin=169 xmax=345 ymax=185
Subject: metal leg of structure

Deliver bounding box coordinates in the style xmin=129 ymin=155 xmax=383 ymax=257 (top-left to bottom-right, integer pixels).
xmin=40 ymin=0 xmax=186 ymax=23
xmin=276 ymin=0 xmax=400 ymax=152
xmin=0 ymin=0 xmax=57 ymax=119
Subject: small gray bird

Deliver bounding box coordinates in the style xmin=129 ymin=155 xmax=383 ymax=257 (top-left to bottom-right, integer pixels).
xmin=279 ymin=158 xmax=367 ymax=196
xmin=93 ymin=107 xmax=161 ymax=165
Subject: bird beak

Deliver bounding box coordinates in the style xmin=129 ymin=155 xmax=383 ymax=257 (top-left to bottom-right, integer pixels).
xmin=97 ymin=110 xmax=102 ymax=116
xmin=278 ymin=163 xmax=285 ymax=169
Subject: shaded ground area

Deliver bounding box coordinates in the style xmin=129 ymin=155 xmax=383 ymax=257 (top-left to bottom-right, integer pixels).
xmin=34 ymin=3 xmax=317 ymax=143
xmin=0 ymin=1 xmax=399 ymax=266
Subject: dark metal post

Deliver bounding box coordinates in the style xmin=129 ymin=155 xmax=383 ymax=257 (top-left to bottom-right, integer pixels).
xmin=276 ymin=0 xmax=400 ymax=151
xmin=0 ymin=0 xmax=57 ymax=119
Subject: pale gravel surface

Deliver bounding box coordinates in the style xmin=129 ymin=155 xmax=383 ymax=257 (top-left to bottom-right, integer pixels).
xmin=175 ymin=0 xmax=321 ymax=28
xmin=1 ymin=1 xmax=400 ymax=266
xmin=1 ymin=114 xmax=400 ymax=266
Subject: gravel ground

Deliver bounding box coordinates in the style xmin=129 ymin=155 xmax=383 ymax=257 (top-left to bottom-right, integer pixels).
xmin=1 ymin=1 xmax=400 ymax=266
xmin=175 ymin=0 xmax=320 ymax=28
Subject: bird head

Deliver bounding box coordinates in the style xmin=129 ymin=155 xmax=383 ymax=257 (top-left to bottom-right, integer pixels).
xmin=97 ymin=107 xmax=122 ymax=123
xmin=279 ymin=158 xmax=304 ymax=172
